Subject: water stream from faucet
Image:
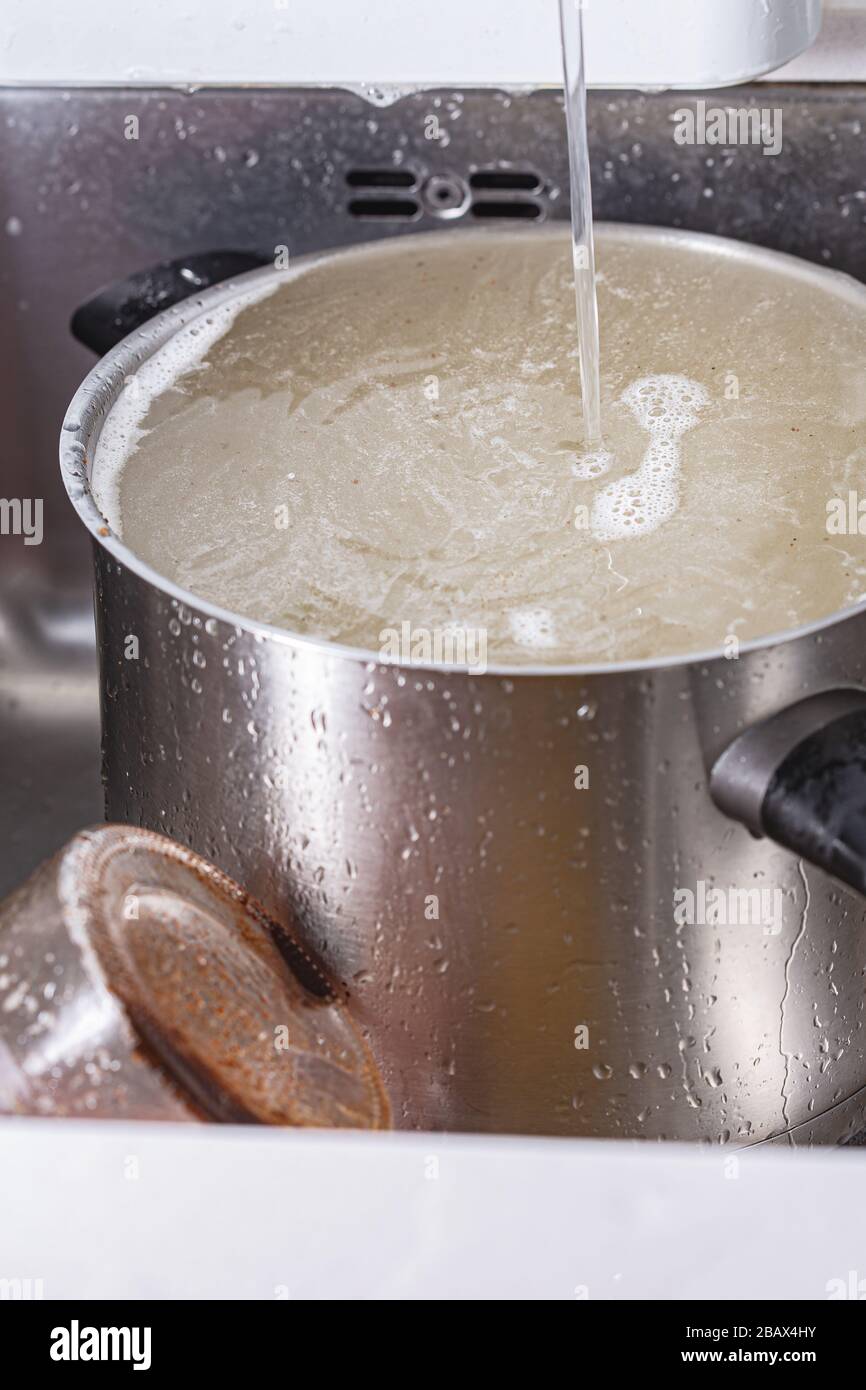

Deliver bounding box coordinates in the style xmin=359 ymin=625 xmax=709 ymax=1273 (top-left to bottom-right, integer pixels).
xmin=559 ymin=0 xmax=602 ymax=445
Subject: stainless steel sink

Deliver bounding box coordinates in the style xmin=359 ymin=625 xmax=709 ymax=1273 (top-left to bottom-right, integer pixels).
xmin=3 ymin=80 xmax=866 ymax=903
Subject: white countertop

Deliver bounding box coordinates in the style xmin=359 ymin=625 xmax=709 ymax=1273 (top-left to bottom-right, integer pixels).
xmin=0 ymin=0 xmax=820 ymax=90
xmin=1 ymin=1119 xmax=863 ymax=1300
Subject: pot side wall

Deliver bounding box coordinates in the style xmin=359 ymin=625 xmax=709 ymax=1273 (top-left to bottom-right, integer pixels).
xmin=94 ymin=545 xmax=866 ymax=1142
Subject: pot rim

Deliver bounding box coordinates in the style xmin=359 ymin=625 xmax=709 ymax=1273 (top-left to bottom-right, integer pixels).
xmin=60 ymin=220 xmax=866 ymax=679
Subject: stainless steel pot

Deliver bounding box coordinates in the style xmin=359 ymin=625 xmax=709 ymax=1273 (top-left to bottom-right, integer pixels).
xmin=60 ymin=225 xmax=866 ymax=1145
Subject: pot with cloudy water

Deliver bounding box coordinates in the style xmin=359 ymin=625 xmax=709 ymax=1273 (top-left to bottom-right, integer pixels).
xmin=61 ymin=224 xmax=866 ymax=1145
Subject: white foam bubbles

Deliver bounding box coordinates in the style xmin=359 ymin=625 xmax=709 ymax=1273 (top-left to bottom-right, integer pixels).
xmin=591 ymin=374 xmax=708 ymax=541
xmin=91 ymin=279 xmax=279 ymax=530
xmin=572 ymin=447 xmax=613 ymax=480
xmin=508 ymin=606 xmax=558 ymax=649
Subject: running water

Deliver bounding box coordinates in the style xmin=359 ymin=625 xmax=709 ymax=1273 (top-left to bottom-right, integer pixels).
xmin=559 ymin=0 xmax=602 ymax=445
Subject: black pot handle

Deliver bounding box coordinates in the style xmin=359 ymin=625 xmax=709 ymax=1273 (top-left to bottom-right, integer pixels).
xmin=70 ymin=249 xmax=271 ymax=356
xmin=710 ymin=689 xmax=866 ymax=896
